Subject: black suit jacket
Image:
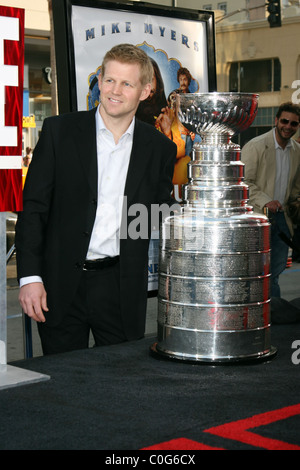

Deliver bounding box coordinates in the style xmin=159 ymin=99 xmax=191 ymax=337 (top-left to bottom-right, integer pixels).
xmin=16 ymin=108 xmax=177 ymax=339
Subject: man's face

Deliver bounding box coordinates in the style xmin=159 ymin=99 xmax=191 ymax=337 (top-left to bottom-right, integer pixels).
xmin=98 ymin=60 xmax=151 ymax=121
xmin=275 ymin=111 xmax=300 ymax=142
xmin=178 ymin=74 xmax=189 ymax=93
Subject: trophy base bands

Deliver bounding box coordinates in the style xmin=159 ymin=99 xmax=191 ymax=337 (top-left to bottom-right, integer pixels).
xmin=104 ymin=453 xmax=196 ymax=466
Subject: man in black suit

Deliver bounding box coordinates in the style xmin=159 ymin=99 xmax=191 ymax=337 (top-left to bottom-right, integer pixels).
xmin=16 ymin=44 xmax=177 ymax=355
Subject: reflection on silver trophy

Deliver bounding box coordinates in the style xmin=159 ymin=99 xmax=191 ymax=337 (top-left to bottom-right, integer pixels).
xmin=154 ymin=93 xmax=277 ymax=363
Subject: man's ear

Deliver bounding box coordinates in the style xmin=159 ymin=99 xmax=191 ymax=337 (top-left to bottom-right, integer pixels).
xmin=139 ymin=83 xmax=152 ymax=102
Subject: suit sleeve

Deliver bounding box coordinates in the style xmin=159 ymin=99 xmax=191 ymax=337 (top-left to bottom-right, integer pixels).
xmin=289 ymin=143 xmax=300 ymax=201
xmin=15 ymin=117 xmax=55 ymax=279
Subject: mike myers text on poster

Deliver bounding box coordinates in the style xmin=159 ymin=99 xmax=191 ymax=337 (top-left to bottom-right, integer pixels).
xmin=85 ymin=22 xmax=201 ymax=52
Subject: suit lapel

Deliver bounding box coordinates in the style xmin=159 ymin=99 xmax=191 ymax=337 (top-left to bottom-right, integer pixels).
xmin=73 ymin=108 xmax=98 ymax=198
xmin=264 ymin=130 xmax=276 ymax=196
xmin=124 ymin=119 xmax=152 ymax=205
xmin=73 ymin=114 xmax=152 ymax=204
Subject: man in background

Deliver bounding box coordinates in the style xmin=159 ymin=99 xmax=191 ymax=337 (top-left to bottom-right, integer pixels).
xmin=241 ymin=102 xmax=300 ymax=297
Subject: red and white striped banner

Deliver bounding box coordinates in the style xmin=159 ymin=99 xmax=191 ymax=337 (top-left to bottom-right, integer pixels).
xmin=0 ymin=5 xmax=24 ymax=212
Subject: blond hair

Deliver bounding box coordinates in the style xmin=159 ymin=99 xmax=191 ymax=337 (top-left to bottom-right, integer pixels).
xmin=101 ymin=43 xmax=153 ymax=86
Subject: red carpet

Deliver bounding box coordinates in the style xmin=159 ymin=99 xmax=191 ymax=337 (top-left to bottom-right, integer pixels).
xmin=144 ymin=404 xmax=300 ymax=450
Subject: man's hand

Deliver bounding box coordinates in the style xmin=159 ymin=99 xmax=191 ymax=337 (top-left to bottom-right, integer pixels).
xmin=19 ymin=283 xmax=48 ymax=323
xmin=265 ymin=200 xmax=283 ymax=213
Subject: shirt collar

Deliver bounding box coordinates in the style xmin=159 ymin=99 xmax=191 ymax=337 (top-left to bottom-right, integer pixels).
xmin=96 ymin=104 xmax=135 ymax=137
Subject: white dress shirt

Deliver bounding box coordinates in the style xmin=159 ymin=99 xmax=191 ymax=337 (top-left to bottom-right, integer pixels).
xmin=87 ymin=107 xmax=133 ymax=259
xmin=20 ymin=106 xmax=134 ymax=287
xmin=273 ymin=128 xmax=291 ymax=205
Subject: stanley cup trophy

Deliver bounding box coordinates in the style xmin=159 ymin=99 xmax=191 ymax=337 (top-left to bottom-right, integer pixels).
xmin=153 ymin=93 xmax=277 ymax=363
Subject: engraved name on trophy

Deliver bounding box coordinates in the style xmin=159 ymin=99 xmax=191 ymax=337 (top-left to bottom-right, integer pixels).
xmin=154 ymin=93 xmax=277 ymax=363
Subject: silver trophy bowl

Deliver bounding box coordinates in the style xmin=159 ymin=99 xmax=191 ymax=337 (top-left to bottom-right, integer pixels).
xmin=153 ymin=92 xmax=277 ymax=363
xmin=176 ymin=92 xmax=259 ymax=136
